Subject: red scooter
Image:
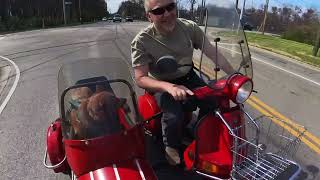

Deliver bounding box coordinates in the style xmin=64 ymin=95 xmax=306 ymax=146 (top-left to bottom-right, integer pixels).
xmin=44 ymin=1 xmax=302 ymax=179
xmin=136 ymin=1 xmax=302 ymax=178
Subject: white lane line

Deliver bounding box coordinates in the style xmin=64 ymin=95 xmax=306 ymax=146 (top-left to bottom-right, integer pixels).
xmin=212 ymin=42 xmax=320 ymax=87
xmin=0 ymin=56 xmax=20 ymax=115
xmin=252 ymin=57 xmax=320 ymax=87
xmin=0 ymin=37 xmax=4 ymax=40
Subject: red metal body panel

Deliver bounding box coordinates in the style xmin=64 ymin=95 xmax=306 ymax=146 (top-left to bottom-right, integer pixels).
xmin=193 ymin=80 xmax=228 ymax=100
xmin=193 ymin=75 xmax=252 ymax=104
xmin=64 ymin=125 xmax=146 ymax=177
xmin=138 ymin=92 xmax=161 ymax=134
xmin=184 ymin=107 xmax=246 ymax=178
xmin=78 ymin=159 xmax=157 ymax=180
xmin=46 ymin=119 xmax=69 ymax=173
xmin=184 ymin=113 xmax=232 ymax=178
xmin=118 ymin=108 xmax=131 ymax=130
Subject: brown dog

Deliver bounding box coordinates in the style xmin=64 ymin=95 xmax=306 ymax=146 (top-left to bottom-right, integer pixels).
xmin=69 ymin=85 xmax=122 ymax=139
xmin=86 ymin=91 xmax=122 ymax=136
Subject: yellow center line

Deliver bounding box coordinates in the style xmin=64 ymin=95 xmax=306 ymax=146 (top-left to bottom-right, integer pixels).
xmin=249 ymin=95 xmax=320 ymax=147
xmin=247 ymin=99 xmax=320 ymax=154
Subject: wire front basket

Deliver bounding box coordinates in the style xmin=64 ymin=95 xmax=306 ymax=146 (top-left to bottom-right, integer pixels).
xmin=229 ymin=110 xmax=305 ymax=179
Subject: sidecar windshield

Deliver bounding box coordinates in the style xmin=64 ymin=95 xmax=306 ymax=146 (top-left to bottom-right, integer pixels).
xmin=58 ymin=58 xmax=138 ymax=140
xmin=194 ymin=0 xmax=253 ymax=87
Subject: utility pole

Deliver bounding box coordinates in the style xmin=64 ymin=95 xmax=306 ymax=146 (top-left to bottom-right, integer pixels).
xmin=63 ymin=0 xmax=66 ymax=25
xmin=199 ymin=0 xmax=206 ymax=25
xmin=313 ymin=29 xmax=320 ymax=56
xmin=8 ymin=0 xmax=12 ymax=16
xmin=79 ymin=0 xmax=82 ymax=24
xmin=236 ymin=0 xmax=239 ymax=9
xmin=261 ymin=0 xmax=269 ymax=35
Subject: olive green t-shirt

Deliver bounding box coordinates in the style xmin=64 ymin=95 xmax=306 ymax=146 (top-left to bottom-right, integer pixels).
xmin=131 ymin=18 xmax=204 ymax=81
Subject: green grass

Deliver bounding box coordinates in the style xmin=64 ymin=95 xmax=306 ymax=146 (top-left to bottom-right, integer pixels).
xmin=245 ymin=32 xmax=320 ymax=67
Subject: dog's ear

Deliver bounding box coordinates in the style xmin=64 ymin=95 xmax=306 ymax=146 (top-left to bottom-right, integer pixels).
xmin=78 ymin=99 xmax=91 ymax=127
xmin=99 ymin=97 xmax=104 ymax=107
xmin=70 ymin=109 xmax=81 ymax=134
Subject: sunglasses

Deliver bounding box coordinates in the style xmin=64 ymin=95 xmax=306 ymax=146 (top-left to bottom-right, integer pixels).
xmin=149 ymin=2 xmax=176 ymax=15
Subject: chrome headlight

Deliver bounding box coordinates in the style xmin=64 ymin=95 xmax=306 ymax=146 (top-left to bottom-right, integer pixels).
xmin=228 ymin=74 xmax=253 ymax=104
xmin=236 ymin=80 xmax=253 ymax=103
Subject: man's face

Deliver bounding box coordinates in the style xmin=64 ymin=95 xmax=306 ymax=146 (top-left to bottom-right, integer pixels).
xmin=147 ymin=0 xmax=177 ymax=34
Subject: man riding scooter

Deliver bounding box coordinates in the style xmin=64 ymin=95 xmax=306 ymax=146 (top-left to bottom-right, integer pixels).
xmin=131 ymin=0 xmax=235 ymax=165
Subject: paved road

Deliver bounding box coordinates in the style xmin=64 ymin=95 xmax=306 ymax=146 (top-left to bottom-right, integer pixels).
xmin=0 ymin=21 xmax=319 ymax=179
xmin=0 ymin=21 xmax=145 ymax=179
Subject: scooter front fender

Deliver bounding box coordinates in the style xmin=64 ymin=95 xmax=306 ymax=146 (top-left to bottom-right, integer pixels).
xmin=77 ymin=159 xmax=157 ymax=180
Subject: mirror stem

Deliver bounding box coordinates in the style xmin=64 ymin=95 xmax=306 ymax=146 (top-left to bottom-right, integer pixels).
xmin=199 ymin=8 xmax=209 ymax=82
xmin=214 ymin=38 xmax=220 ymax=81
xmin=238 ymin=40 xmax=248 ymax=75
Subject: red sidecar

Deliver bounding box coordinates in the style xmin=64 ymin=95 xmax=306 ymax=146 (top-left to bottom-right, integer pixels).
xmin=44 ymin=58 xmax=157 ymax=180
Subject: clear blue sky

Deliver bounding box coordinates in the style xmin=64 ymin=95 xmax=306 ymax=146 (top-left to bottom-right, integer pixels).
xmin=106 ymin=0 xmax=320 ymax=14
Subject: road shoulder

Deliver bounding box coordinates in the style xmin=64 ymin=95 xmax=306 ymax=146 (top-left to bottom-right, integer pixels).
xmin=249 ymin=45 xmax=320 ymax=72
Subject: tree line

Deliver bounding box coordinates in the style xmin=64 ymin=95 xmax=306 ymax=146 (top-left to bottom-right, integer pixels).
xmin=1 ymin=0 xmax=319 ymax=48
xmin=0 ymin=0 xmax=107 ymax=32
xmin=115 ymin=0 xmax=319 ymax=46
xmin=115 ymin=0 xmax=203 ymax=21
xmin=245 ymin=6 xmax=319 ymax=45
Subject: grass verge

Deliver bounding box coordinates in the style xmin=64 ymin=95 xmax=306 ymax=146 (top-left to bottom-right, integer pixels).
xmin=245 ymin=32 xmax=320 ymax=67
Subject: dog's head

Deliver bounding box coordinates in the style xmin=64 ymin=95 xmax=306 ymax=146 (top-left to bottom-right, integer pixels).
xmin=87 ymin=91 xmax=120 ymax=123
xmin=71 ymin=87 xmax=93 ymax=102
xmin=69 ymin=85 xmax=123 ymax=139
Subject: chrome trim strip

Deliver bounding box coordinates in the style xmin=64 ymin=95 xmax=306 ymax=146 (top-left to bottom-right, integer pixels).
xmin=135 ymin=159 xmax=146 ymax=180
xmin=113 ymin=164 xmax=121 ymax=180
xmin=43 ymin=147 xmax=67 ymax=169
xmin=89 ymin=171 xmax=94 ymax=180
xmin=196 ymin=171 xmax=230 ymax=180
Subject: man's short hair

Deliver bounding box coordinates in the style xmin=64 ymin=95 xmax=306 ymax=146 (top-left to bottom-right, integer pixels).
xmin=144 ymin=0 xmax=151 ymax=13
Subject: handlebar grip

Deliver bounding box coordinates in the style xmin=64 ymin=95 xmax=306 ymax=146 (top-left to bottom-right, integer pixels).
xmin=182 ymin=95 xmax=198 ymax=111
xmin=181 ymin=95 xmax=196 ymax=104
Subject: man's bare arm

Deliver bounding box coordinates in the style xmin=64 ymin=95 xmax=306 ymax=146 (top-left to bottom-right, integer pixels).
xmin=134 ymin=65 xmax=193 ymax=100
xmin=134 ymin=65 xmax=172 ymax=92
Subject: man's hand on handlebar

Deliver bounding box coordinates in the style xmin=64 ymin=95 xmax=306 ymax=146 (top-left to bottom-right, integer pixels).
xmin=166 ymin=84 xmax=194 ymax=101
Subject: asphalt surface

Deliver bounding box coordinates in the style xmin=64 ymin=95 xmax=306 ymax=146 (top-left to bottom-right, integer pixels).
xmin=0 ymin=21 xmax=319 ymax=179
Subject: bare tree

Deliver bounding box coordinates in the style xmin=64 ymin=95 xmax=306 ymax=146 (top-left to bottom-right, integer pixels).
xmin=187 ymin=0 xmax=197 ymax=20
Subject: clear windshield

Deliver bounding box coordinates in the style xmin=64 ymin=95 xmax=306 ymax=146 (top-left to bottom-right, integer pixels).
xmin=194 ymin=0 xmax=253 ymax=87
xmin=58 ymin=58 xmax=138 ymax=140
